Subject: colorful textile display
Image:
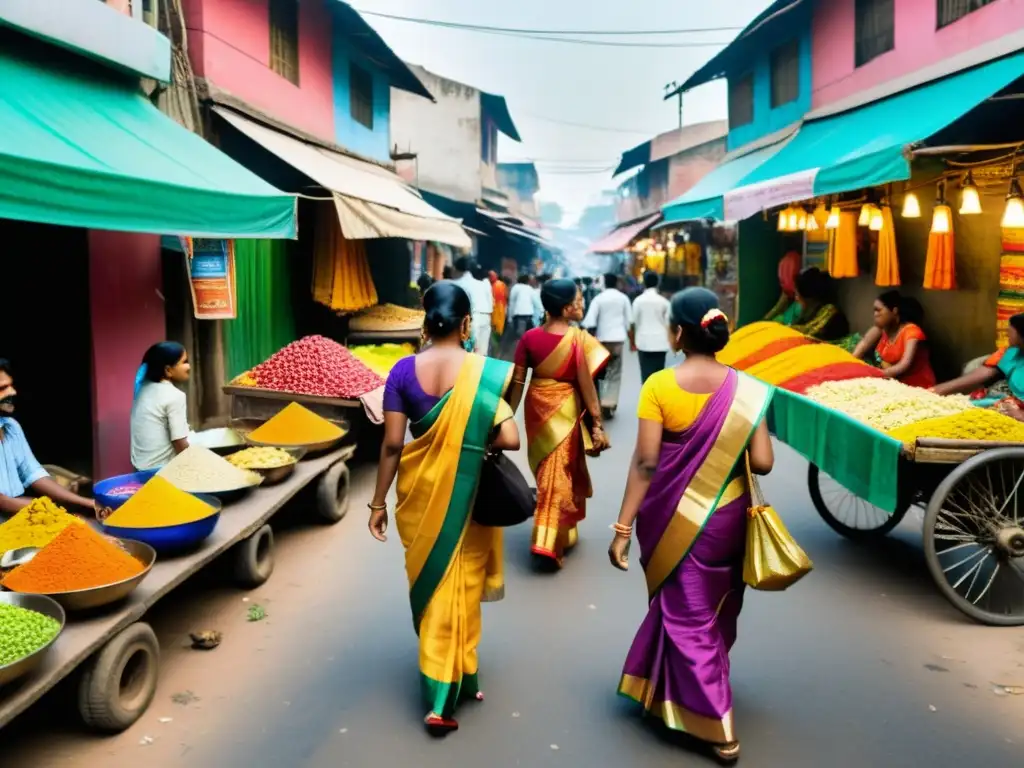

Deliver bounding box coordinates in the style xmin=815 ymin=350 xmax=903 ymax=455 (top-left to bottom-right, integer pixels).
xmin=312 ymin=205 xmax=378 ymax=312
xmin=827 ymin=212 xmax=859 ymax=278
xmin=875 ymin=207 xmax=901 ymax=287
xmin=923 ymin=206 xmax=956 ymax=290
xmin=997 ymin=229 xmax=1024 ymax=349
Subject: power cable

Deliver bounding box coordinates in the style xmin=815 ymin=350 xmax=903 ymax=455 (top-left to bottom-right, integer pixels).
xmin=517 ymin=112 xmax=653 ymax=135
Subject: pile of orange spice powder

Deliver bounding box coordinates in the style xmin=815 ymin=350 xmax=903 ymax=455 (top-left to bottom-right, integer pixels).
xmin=2 ymin=524 xmax=145 ymax=593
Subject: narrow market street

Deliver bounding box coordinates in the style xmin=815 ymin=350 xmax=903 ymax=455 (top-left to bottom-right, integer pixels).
xmin=2 ymin=350 xmax=1022 ymax=768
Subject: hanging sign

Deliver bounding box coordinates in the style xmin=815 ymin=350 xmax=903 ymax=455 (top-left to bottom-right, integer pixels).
xmin=182 ymin=237 xmax=237 ymax=319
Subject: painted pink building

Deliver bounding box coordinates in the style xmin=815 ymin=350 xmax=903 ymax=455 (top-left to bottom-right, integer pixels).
xmin=812 ymin=0 xmax=1024 ymax=110
xmin=182 ymin=0 xmax=335 ymax=141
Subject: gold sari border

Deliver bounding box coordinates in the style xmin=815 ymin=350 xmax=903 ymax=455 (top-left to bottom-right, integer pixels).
xmin=644 ymin=374 xmax=772 ymax=597
xmin=618 ymin=674 xmax=735 ymax=743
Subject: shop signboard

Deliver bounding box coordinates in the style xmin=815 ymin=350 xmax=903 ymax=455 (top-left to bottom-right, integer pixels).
xmin=181 ymin=237 xmax=237 ymax=319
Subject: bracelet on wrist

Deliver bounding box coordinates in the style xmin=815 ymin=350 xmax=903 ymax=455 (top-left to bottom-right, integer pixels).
xmin=610 ymin=522 xmax=632 ymax=538
xmin=368 ymin=502 xmax=387 ymax=511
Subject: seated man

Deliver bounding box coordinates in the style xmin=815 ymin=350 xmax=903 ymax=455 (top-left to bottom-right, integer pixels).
xmin=0 ymin=358 xmax=95 ymax=517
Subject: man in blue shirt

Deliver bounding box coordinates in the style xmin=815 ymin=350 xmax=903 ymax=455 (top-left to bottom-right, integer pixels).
xmin=0 ymin=359 xmax=95 ymax=517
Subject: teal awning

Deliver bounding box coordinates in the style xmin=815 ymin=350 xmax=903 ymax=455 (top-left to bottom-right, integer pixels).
xmin=724 ymin=52 xmax=1024 ymax=220
xmin=0 ymin=43 xmax=296 ymax=238
xmin=660 ymin=141 xmax=784 ymax=225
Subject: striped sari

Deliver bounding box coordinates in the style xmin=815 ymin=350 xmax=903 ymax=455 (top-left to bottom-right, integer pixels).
xmin=395 ymin=354 xmax=514 ymax=718
xmin=619 ymin=370 xmax=772 ymax=744
xmin=524 ymin=327 xmax=609 ymax=564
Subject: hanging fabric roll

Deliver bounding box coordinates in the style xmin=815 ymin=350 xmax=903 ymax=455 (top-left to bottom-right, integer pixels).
xmin=923 ymin=204 xmax=956 ymax=290
xmin=997 ymin=228 xmax=1024 ymax=348
xmin=827 ymin=211 xmax=859 ymax=278
xmin=312 ymin=203 xmax=378 ymax=312
xmin=875 ymin=206 xmax=900 ymax=287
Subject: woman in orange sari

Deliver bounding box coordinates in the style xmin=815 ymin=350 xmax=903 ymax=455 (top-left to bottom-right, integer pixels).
xmin=508 ymin=279 xmax=610 ymax=566
xmin=489 ymin=272 xmax=508 ymax=339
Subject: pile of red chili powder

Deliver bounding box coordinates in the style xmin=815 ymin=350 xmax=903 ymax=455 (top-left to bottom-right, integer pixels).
xmin=248 ymin=336 xmax=384 ymax=399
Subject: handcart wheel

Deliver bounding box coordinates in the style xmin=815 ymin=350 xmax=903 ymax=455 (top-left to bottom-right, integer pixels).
xmin=315 ymin=461 xmax=351 ymax=524
xmin=233 ymin=524 xmax=275 ymax=588
xmin=923 ymin=448 xmax=1024 ymax=626
xmin=78 ymin=622 xmax=160 ymax=732
xmin=808 ymin=464 xmax=909 ymax=541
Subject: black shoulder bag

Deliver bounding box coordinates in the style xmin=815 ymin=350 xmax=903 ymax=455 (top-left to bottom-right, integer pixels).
xmin=472 ymin=453 xmax=535 ymax=527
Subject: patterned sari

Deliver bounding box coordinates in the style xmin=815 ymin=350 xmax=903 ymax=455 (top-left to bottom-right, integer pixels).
xmin=619 ymin=369 xmax=772 ymax=744
xmin=395 ymin=354 xmax=514 ymax=718
xmin=523 ymin=327 xmax=610 ymax=563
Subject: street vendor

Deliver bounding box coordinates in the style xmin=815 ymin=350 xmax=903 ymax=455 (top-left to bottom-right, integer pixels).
xmin=852 ymin=291 xmax=936 ymax=388
xmin=0 ymin=358 xmax=95 ymax=517
xmin=933 ymin=313 xmax=1024 ymax=420
xmin=130 ymin=342 xmax=192 ymax=471
xmin=763 ymin=251 xmax=803 ymax=325
xmin=788 ymin=267 xmax=850 ymax=342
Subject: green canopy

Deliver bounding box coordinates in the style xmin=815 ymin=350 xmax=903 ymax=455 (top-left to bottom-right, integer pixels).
xmin=0 ymin=44 xmax=296 ymax=238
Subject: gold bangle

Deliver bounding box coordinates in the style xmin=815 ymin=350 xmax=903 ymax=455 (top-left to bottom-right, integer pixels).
xmin=610 ymin=522 xmax=632 ymax=538
xmin=368 ymin=502 xmax=387 ymax=511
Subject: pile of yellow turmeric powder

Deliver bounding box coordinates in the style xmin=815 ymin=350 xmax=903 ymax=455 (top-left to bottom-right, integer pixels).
xmin=104 ymin=476 xmax=217 ymax=529
xmin=0 ymin=497 xmax=84 ymax=552
xmin=248 ymin=402 xmax=344 ymax=446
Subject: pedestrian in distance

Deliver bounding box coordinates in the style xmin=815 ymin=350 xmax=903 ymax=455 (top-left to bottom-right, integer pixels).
xmin=369 ymin=281 xmax=520 ymax=735
xmin=507 ymin=278 xmax=610 ymax=567
xmin=609 ymin=287 xmax=774 ymax=764
xmin=498 ymin=274 xmax=537 ymax=361
xmin=630 ymin=271 xmax=672 ymax=385
xmin=582 ymin=273 xmax=633 ymax=418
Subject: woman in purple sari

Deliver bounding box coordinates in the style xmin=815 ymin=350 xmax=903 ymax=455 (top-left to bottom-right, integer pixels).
xmin=609 ymin=288 xmax=774 ymax=763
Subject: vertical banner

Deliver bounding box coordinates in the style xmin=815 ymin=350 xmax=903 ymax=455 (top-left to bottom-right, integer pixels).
xmin=182 ymin=237 xmax=238 ymax=319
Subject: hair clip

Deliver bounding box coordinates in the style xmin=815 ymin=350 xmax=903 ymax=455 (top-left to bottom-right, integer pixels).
xmin=700 ymin=309 xmax=727 ymax=328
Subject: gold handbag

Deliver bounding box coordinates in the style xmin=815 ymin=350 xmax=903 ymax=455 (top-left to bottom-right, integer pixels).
xmin=743 ymin=454 xmax=813 ymax=591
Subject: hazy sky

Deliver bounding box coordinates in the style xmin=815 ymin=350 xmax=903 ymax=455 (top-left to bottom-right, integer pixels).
xmin=354 ymin=0 xmax=773 ymax=224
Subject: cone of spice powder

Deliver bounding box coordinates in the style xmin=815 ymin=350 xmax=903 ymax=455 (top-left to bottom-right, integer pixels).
xmin=2 ymin=524 xmax=145 ymax=593
xmin=248 ymin=402 xmax=344 ymax=445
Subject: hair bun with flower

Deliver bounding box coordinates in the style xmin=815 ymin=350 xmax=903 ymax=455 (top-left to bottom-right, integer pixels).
xmin=700 ymin=308 xmax=727 ymax=328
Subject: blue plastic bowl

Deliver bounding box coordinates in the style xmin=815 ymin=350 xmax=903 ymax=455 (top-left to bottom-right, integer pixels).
xmin=93 ymin=470 xmax=158 ymax=511
xmin=101 ymin=493 xmax=222 ymax=553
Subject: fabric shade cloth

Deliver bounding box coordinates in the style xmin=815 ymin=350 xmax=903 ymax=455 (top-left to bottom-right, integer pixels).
xmin=214 ymin=107 xmax=471 ymax=249
xmin=723 ymin=52 xmax=1024 ymax=221
xmin=0 ymin=43 xmax=296 ymax=238
xmin=660 ymin=141 xmax=785 ymax=225
xmin=589 ymin=213 xmax=661 ymax=254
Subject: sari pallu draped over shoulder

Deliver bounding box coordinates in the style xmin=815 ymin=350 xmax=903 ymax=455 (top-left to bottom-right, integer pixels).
xmin=619 ymin=370 xmax=772 ymax=745
xmin=396 ymin=354 xmax=514 ymax=718
xmin=525 ymin=327 xmax=609 ymax=562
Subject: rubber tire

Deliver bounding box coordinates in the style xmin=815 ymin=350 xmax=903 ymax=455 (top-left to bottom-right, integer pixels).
xmin=78 ymin=622 xmax=159 ymax=732
xmin=808 ymin=464 xmax=909 ymax=541
xmin=923 ymin=447 xmax=1024 ymax=626
xmin=233 ymin=524 xmax=274 ymax=588
xmin=315 ymin=462 xmax=350 ymax=525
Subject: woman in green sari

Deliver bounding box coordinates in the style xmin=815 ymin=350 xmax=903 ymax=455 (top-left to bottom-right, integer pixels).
xmin=369 ymin=282 xmax=520 ymax=734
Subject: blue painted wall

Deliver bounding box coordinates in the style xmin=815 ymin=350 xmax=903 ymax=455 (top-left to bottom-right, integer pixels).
xmin=331 ymin=38 xmax=391 ymax=162
xmin=726 ymin=2 xmax=812 ymax=151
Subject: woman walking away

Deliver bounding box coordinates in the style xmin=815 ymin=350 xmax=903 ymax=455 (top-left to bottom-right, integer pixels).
xmin=609 ymin=287 xmax=774 ymax=763
xmin=369 ymin=281 xmax=520 ymax=735
xmin=507 ymin=278 xmax=611 ymax=567
xmin=130 ymin=341 xmax=191 ymax=471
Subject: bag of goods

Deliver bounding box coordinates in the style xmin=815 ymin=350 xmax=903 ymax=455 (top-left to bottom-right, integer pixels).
xmin=349 ymin=304 xmax=425 ymax=332
xmin=805 ymin=378 xmax=973 ymax=432
xmin=2 ymin=524 xmax=145 ymax=593
xmin=157 ymin=446 xmax=261 ymax=494
xmin=248 ymin=402 xmax=345 ymax=446
xmin=0 ymin=603 xmax=61 ymax=666
xmin=105 ymin=476 xmax=218 ymax=528
xmin=0 ymin=497 xmax=84 ymax=553
xmin=245 ymin=336 xmax=384 ymax=399
xmin=226 ymin=447 xmax=298 ymax=470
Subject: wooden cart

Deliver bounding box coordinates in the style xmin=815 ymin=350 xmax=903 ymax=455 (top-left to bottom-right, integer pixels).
xmin=0 ymin=448 xmax=354 ymax=733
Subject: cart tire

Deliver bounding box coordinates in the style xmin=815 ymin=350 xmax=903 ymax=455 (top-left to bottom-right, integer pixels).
xmin=77 ymin=622 xmax=159 ymax=732
xmin=233 ymin=524 xmax=275 ymax=588
xmin=924 ymin=448 xmax=1024 ymax=626
xmin=808 ymin=464 xmax=909 ymax=541
xmin=316 ymin=462 xmax=350 ymax=524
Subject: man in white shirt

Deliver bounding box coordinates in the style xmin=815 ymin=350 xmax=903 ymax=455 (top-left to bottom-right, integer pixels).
xmin=453 ymin=257 xmax=492 ymax=356
xmin=630 ymin=271 xmax=672 ymax=384
xmin=500 ymin=273 xmax=537 ymax=359
xmin=582 ymin=273 xmax=633 ymax=416
xmin=471 ymin=263 xmax=495 ymax=354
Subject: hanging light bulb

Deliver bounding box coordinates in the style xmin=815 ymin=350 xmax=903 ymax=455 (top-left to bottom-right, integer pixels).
xmin=787 ymin=208 xmax=800 ymax=231
xmin=825 ymin=205 xmax=841 ymax=230
xmin=858 ymin=203 xmax=874 ymax=226
xmin=931 ymin=204 xmax=952 ymax=234
xmin=902 ymin=192 xmax=921 ymax=218
xmin=806 ymin=212 xmax=819 ymax=232
xmin=777 ymin=209 xmax=788 ymax=231
xmin=796 ymin=208 xmax=808 ymax=231
xmin=1003 ymin=179 xmax=1024 ymax=229
xmin=959 ymin=171 xmax=982 ymax=215
xmin=869 ymin=206 xmax=885 ymax=231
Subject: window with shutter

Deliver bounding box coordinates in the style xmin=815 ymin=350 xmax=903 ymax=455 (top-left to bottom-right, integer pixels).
xmin=729 ymin=74 xmax=755 ymax=128
xmin=770 ymin=40 xmax=800 ymax=108
xmin=937 ymin=0 xmax=997 ymax=28
xmin=855 ymin=0 xmax=895 ymax=68
xmin=350 ymin=63 xmax=374 ymax=130
xmin=269 ymin=0 xmax=299 ymax=85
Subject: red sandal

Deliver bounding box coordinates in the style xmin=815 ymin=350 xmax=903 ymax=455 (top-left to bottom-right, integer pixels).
xmin=424 ymin=713 xmax=459 ymax=735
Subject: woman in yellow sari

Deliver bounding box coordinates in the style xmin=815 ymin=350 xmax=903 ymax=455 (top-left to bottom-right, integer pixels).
xmin=507 ymin=278 xmax=611 ymax=567
xmin=369 ymin=281 xmax=520 ymax=735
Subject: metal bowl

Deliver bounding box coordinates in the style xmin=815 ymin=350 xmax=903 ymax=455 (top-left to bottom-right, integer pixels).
xmin=231 ymin=418 xmax=348 ymax=456
xmin=229 ymin=447 xmax=306 ymax=486
xmin=0 ymin=593 xmax=65 ymax=687
xmin=7 ymin=539 xmax=157 ymax=612
xmin=102 ymin=495 xmax=222 ymax=553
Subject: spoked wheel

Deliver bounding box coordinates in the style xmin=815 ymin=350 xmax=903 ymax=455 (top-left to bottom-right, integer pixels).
xmin=924 ymin=448 xmax=1024 ymax=626
xmin=808 ymin=464 xmax=910 ymax=541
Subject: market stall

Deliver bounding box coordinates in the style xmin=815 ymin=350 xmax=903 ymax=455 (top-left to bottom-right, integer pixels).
xmin=0 ymin=438 xmax=355 ymax=732
xmin=723 ymin=322 xmax=1024 ymax=626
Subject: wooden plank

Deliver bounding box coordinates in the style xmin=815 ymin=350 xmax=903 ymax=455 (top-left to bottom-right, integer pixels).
xmin=911 ymin=447 xmax=983 ymax=464
xmin=0 ymin=447 xmax=354 ymax=730
xmin=222 ymin=385 xmax=360 ymax=408
xmin=347 ymin=329 xmax=421 ymax=342
xmin=915 ymin=438 xmax=1024 ymax=450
